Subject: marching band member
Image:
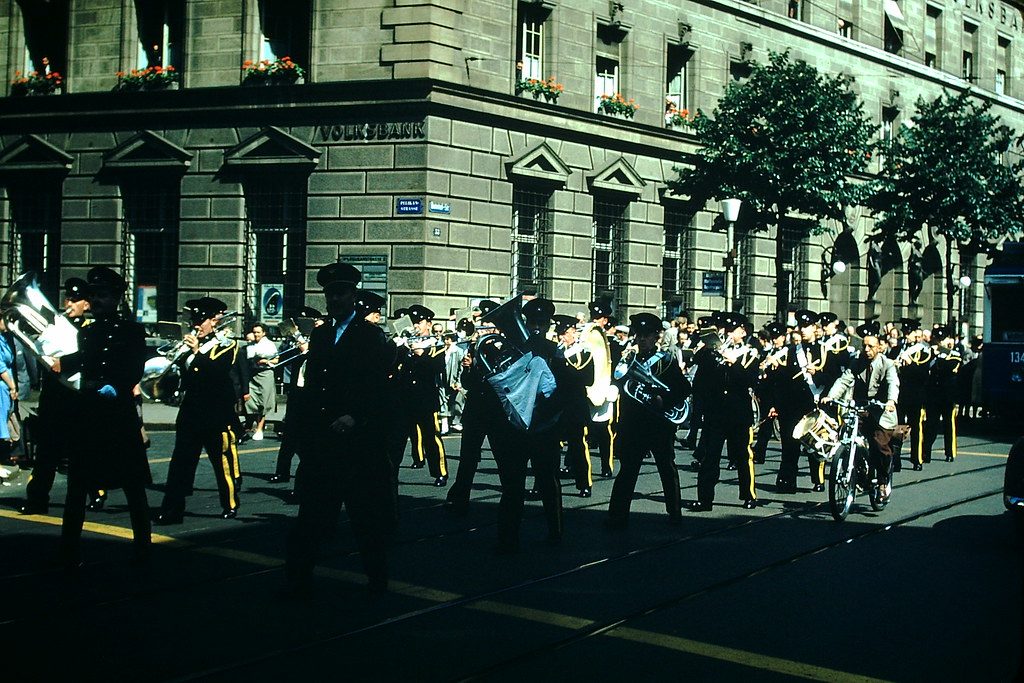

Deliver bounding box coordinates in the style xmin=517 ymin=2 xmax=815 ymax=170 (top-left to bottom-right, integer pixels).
xmin=552 ymin=314 xmax=595 ymax=497
xmin=767 ymin=310 xmax=828 ymax=494
xmin=156 ymin=297 xmax=247 ymax=524
xmin=894 ymin=319 xmax=932 ymax=471
xmin=688 ymin=313 xmax=759 ymax=511
xmin=586 ymin=300 xmax=617 ymax=477
xmin=444 ymin=301 xmax=501 ymax=515
xmin=56 ymin=267 xmax=150 ymax=566
xmin=752 ymin=321 xmax=788 ymax=465
xmin=489 ymin=297 xmax=565 ymax=552
xmin=390 ymin=304 xmax=448 ymax=485
xmin=20 ymin=278 xmax=89 ymax=515
xmin=285 ymin=263 xmax=396 ymax=595
xmin=606 ymin=313 xmax=690 ymax=529
xmin=270 ymin=306 xmax=326 ymax=485
xmin=922 ymin=325 xmax=961 ymax=463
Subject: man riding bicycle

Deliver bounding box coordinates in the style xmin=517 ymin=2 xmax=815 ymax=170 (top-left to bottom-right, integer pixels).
xmin=822 ymin=327 xmax=900 ymax=504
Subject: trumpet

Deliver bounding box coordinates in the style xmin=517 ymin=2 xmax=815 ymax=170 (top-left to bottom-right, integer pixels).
xmin=141 ymin=311 xmax=239 ymax=400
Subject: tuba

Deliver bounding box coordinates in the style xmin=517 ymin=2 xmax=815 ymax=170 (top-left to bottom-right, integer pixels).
xmin=613 ymin=348 xmax=688 ymax=424
xmin=1 ymin=273 xmax=81 ymax=389
xmin=579 ymin=323 xmax=612 ymax=407
xmin=473 ymin=294 xmax=529 ymax=377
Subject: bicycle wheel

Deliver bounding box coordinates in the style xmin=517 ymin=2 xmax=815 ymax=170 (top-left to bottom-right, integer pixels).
xmin=829 ymin=444 xmax=856 ymax=521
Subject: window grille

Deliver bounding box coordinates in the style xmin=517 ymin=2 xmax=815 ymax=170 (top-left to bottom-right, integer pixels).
xmin=121 ymin=176 xmax=180 ymax=321
xmin=662 ymin=208 xmax=688 ymax=306
xmin=244 ymin=176 xmax=307 ymax=320
xmin=925 ymin=5 xmax=941 ymax=69
xmin=593 ymin=198 xmax=628 ymax=306
xmin=6 ymin=178 xmax=62 ymax=300
xmin=511 ymin=187 xmax=551 ymax=297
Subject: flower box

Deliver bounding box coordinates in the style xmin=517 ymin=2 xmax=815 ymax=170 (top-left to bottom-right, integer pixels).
xmin=515 ymin=76 xmax=563 ymax=103
xmin=597 ymin=93 xmax=638 ymax=118
xmin=242 ymin=57 xmax=306 ymax=85
xmin=10 ymin=68 xmax=62 ymax=96
xmin=115 ymin=65 xmax=180 ymax=92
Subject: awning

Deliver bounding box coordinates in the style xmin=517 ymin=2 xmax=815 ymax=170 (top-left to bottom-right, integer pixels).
xmin=884 ymin=0 xmax=909 ymax=32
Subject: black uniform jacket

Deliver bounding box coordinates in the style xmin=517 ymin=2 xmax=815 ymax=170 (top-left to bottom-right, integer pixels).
xmin=176 ymin=335 xmax=247 ymax=431
xmin=693 ymin=342 xmax=758 ymax=428
xmin=556 ymin=341 xmax=595 ymax=428
xmin=762 ymin=342 xmax=823 ymax=417
xmin=300 ymin=316 xmax=394 ymax=448
xmin=897 ymin=342 xmax=932 ymax=406
xmin=926 ymin=349 xmax=961 ymax=403
xmin=61 ymin=316 xmax=149 ymax=488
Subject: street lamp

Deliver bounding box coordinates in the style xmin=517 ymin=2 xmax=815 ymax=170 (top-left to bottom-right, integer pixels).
xmin=957 ymin=274 xmax=972 ymax=339
xmin=720 ymin=198 xmax=742 ymax=311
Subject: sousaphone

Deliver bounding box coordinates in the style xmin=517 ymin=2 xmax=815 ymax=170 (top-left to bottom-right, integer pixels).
xmin=580 ymin=323 xmax=611 ymax=406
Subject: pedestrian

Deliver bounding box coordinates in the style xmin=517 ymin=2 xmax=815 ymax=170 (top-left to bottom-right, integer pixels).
xmin=243 ymin=322 xmax=279 ymax=441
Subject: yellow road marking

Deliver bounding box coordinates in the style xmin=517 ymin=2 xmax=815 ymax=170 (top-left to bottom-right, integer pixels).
xmin=956 ymin=450 xmax=1007 ymax=458
xmin=0 ymin=511 xmax=917 ymax=682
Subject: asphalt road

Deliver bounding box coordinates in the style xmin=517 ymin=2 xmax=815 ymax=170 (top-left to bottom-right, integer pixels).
xmin=1 ymin=419 xmax=1020 ymax=682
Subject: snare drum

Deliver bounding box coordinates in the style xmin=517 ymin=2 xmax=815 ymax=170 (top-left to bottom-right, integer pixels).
xmin=792 ymin=409 xmax=840 ymax=461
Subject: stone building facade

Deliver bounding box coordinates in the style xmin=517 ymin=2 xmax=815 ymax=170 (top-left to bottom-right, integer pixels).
xmin=1 ymin=0 xmax=1021 ymax=331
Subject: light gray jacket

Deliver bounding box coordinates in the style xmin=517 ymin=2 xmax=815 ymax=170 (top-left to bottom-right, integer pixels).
xmin=827 ymin=353 xmax=900 ymax=429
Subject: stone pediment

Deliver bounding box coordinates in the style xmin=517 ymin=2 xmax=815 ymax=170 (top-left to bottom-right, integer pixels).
xmin=506 ymin=142 xmax=571 ymax=185
xmin=588 ymin=157 xmax=645 ymax=197
xmin=103 ymin=130 xmax=193 ymax=170
xmin=0 ymin=134 xmax=73 ymax=172
xmin=223 ymin=126 xmax=321 ymax=168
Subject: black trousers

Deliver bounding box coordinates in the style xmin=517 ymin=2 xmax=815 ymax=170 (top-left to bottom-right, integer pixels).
xmin=285 ymin=437 xmax=395 ymax=590
xmin=446 ymin=418 xmax=489 ymax=506
xmin=777 ymin=409 xmax=825 ymax=487
xmin=491 ymin=430 xmax=562 ymax=548
xmin=923 ymin=400 xmax=957 ymax=462
xmin=895 ymin=400 xmax=925 ymax=466
xmin=60 ymin=461 xmax=150 ymax=560
xmin=696 ymin=423 xmax=757 ymax=503
xmin=565 ymin=422 xmax=592 ymax=490
xmin=587 ymin=416 xmax=615 ymax=474
xmin=607 ymin=426 xmax=680 ymax=523
xmin=752 ymin=416 xmax=775 ymax=464
xmin=393 ymin=411 xmax=447 ymax=478
xmin=161 ymin=424 xmax=240 ymax=513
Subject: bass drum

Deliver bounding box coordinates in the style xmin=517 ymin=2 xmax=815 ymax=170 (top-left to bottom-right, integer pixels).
xmin=139 ymin=356 xmax=182 ymax=404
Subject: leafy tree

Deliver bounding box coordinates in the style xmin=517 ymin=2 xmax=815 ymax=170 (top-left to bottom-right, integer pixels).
xmin=868 ymin=90 xmax=1024 ymax=321
xmin=671 ymin=50 xmax=877 ymax=316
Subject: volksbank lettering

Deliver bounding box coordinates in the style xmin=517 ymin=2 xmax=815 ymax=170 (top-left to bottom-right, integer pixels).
xmin=317 ymin=121 xmax=426 ymax=142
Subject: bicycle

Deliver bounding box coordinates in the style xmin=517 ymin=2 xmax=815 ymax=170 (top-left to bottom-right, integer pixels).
xmin=822 ymin=398 xmax=891 ymax=521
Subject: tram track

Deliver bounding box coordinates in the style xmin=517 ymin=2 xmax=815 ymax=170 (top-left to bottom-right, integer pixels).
xmin=0 ymin=458 xmax=1007 ymax=633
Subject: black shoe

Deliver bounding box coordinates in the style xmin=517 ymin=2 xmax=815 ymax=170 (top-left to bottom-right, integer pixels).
xmin=268 ymin=474 xmax=290 ymax=484
xmin=685 ymin=501 xmax=713 ymax=512
xmin=945 ymin=456 xmax=955 ymax=462
xmin=726 ymin=463 xmax=737 ymax=471
xmin=525 ymin=488 xmax=541 ymax=499
xmin=87 ymin=494 xmax=107 ymax=511
xmin=578 ymin=487 xmax=592 ymax=498
xmin=923 ymin=457 xmax=932 ymax=464
xmin=558 ymin=467 xmax=573 ymax=477
xmin=689 ymin=460 xmax=701 ymax=471
xmin=155 ymin=510 xmax=184 ymax=525
xmin=742 ymin=499 xmax=757 ymax=510
xmin=600 ymin=469 xmax=613 ymax=478
xmin=812 ymin=483 xmax=825 ymax=493
xmin=19 ymin=501 xmax=48 ymax=515
xmin=753 ymin=457 xmax=766 ymax=465
xmin=221 ymin=508 xmax=238 ymax=519
xmin=434 ymin=475 xmax=448 ymax=487
xmin=912 ymin=463 xmax=923 ymax=471
xmin=410 ymin=462 xmax=425 ymax=469
xmin=776 ymin=480 xmax=798 ymax=494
